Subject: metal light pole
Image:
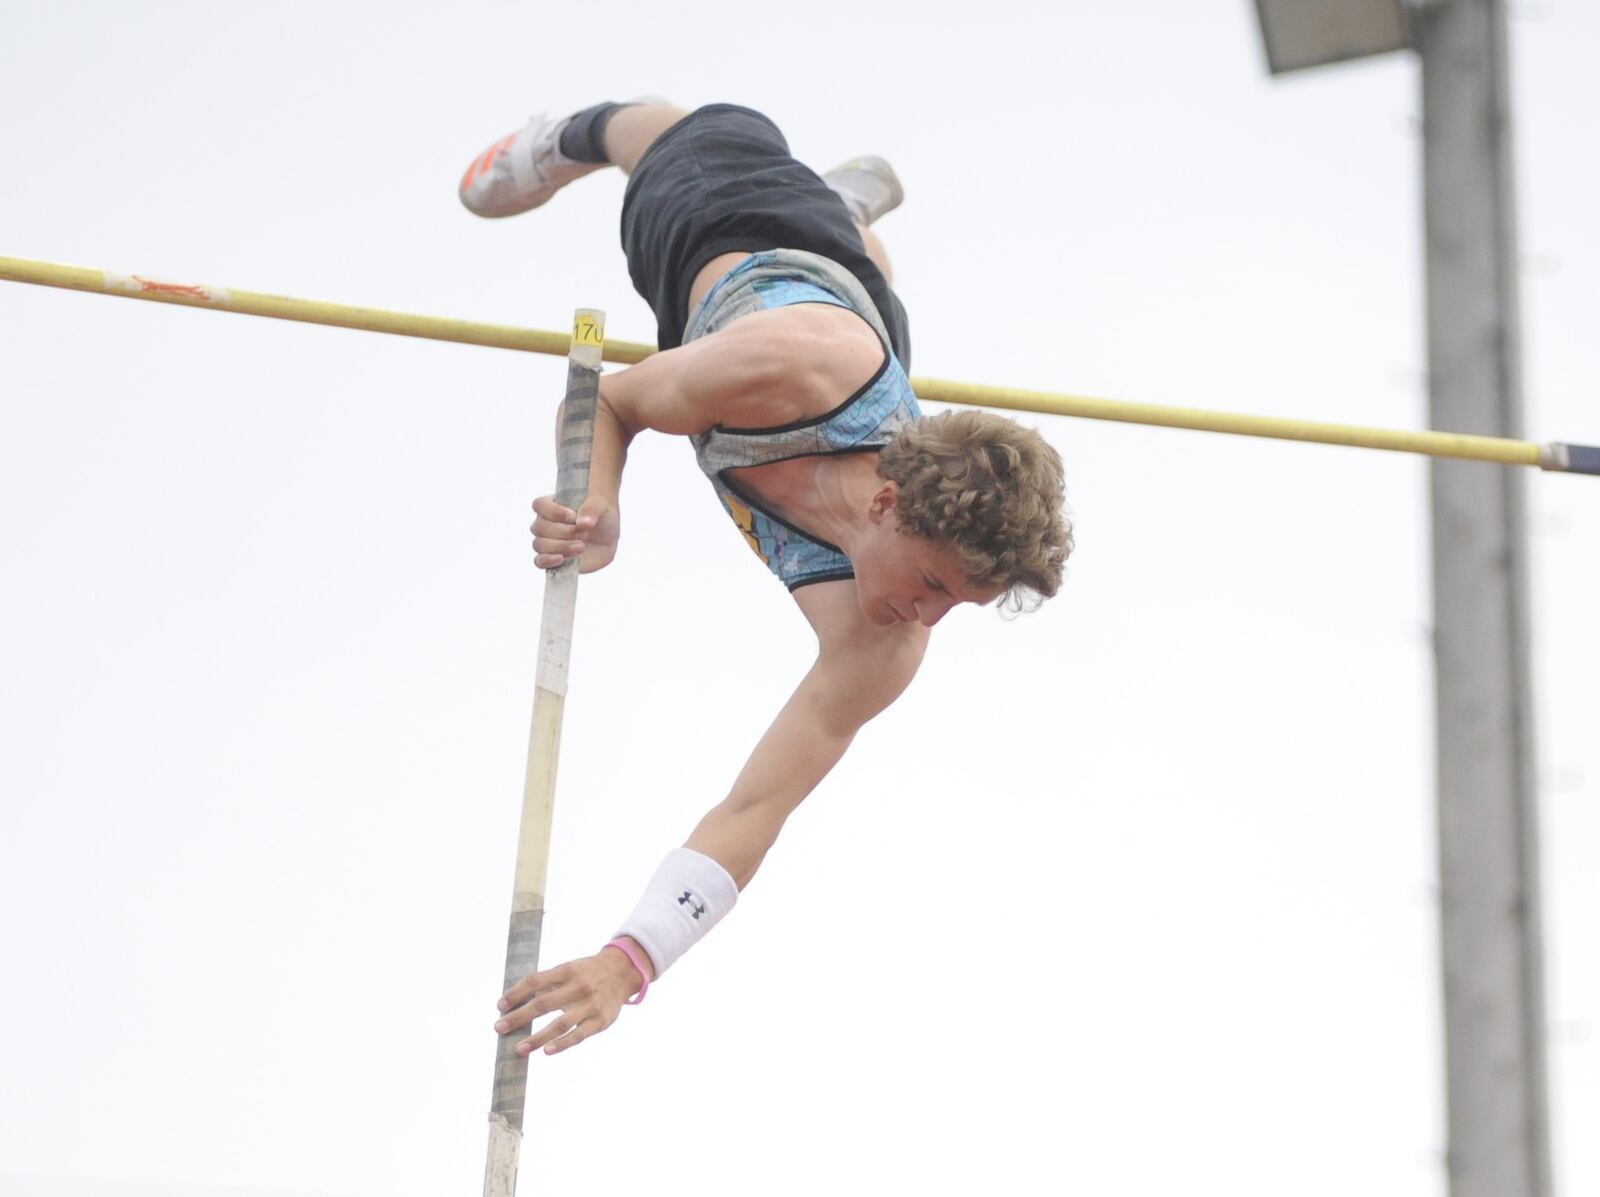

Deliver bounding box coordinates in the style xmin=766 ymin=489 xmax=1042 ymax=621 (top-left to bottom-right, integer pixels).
xmin=1415 ymin=5 xmax=1551 ymax=1192
xmin=1251 ymin=3 xmax=1552 ymax=1195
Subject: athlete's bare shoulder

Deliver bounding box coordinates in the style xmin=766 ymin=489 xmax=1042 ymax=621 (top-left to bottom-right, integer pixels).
xmin=600 ymin=304 xmax=884 ymax=436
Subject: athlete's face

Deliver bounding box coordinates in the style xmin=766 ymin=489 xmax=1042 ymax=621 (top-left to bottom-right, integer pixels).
xmin=852 ymin=484 xmax=1000 ymax=628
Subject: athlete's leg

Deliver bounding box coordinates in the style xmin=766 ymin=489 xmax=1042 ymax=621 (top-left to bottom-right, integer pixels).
xmin=459 ymin=99 xmax=687 ymax=218
xmin=821 ymin=156 xmax=901 ymax=283
xmin=601 ymin=103 xmax=692 ymax=174
xmin=855 ymin=222 xmax=893 ymax=284
xmin=607 ymin=102 xmax=911 ymax=363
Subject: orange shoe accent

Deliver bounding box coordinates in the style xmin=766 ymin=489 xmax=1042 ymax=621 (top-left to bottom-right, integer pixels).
xmin=461 ymin=134 xmax=515 ymax=191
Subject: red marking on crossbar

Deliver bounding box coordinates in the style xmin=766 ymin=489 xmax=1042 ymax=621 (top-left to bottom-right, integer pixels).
xmin=131 ymin=275 xmax=211 ymax=299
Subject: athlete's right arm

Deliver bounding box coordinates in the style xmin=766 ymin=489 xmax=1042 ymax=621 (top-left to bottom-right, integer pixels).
xmin=530 ymin=306 xmax=881 ymax=572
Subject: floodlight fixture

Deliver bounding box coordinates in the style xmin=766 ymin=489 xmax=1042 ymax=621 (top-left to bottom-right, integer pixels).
xmin=1253 ymin=0 xmax=1411 ymax=74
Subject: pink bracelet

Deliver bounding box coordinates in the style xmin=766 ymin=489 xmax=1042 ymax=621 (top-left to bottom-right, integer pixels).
xmin=603 ymin=938 xmax=650 ymax=1005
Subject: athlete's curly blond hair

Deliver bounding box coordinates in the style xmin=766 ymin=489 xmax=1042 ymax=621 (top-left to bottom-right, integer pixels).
xmin=877 ymin=410 xmax=1072 ymax=610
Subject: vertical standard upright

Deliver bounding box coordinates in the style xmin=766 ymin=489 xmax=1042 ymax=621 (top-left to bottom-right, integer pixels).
xmin=483 ymin=308 xmax=606 ymax=1197
xmin=1417 ymin=3 xmax=1551 ymax=1195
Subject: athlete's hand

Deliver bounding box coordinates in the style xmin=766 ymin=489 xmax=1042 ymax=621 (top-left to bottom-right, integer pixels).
xmin=530 ymin=494 xmax=619 ymax=573
xmin=494 ymin=947 xmax=646 ymax=1056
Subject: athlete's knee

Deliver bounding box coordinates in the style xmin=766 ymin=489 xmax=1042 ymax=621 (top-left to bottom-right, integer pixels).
xmin=603 ymin=102 xmax=693 ymax=173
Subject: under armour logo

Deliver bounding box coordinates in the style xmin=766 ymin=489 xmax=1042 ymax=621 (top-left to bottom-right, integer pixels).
xmin=678 ymin=890 xmax=707 ymax=919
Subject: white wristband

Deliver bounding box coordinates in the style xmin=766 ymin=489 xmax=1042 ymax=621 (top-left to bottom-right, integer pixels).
xmin=617 ymin=847 xmax=739 ymax=977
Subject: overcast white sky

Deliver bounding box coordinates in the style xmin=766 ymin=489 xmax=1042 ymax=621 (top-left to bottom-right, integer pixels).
xmin=1 ymin=2 xmax=1595 ymax=1195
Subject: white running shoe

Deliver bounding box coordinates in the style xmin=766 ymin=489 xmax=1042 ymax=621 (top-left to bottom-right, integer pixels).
xmin=823 ymin=156 xmax=905 ymax=226
xmin=458 ymin=112 xmax=605 ymax=218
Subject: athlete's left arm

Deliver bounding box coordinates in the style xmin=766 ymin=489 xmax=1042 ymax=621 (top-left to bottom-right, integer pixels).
xmin=681 ymin=581 xmax=929 ymax=887
xmin=491 ymin=583 xmax=925 ymax=1057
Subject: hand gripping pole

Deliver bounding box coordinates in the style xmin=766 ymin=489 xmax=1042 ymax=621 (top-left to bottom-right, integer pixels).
xmin=483 ymin=308 xmax=605 ymax=1197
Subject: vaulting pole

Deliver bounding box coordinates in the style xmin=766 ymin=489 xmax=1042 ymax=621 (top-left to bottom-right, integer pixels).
xmin=2 ymin=253 xmax=1594 ymax=474
xmin=482 ymin=308 xmax=604 ymax=1197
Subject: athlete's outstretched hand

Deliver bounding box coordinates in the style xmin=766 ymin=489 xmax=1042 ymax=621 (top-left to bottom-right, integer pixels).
xmin=530 ymin=494 xmax=619 ymax=573
xmin=495 ymin=947 xmax=646 ymax=1056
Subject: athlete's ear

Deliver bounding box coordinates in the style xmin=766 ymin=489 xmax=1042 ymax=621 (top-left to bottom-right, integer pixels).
xmin=867 ymin=480 xmax=899 ymax=523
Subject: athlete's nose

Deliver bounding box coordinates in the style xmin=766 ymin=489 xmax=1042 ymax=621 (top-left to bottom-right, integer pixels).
xmin=915 ymin=596 xmax=954 ymax=627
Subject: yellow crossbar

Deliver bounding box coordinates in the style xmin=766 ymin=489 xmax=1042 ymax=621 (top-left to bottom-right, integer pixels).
xmin=2 ymin=253 xmax=1594 ymax=475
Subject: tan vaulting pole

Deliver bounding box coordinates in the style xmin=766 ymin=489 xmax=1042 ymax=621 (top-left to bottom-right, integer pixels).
xmin=482 ymin=308 xmax=604 ymax=1197
xmin=1 ymin=253 xmax=1595 ymax=474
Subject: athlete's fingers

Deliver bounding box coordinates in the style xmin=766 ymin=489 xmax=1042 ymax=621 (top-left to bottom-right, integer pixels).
xmin=495 ymin=975 xmax=569 ymax=1028
xmin=542 ymin=1019 xmax=594 ymax=1056
xmin=531 ymin=496 xmax=577 ymax=523
xmin=496 ymin=985 xmax=578 ymax=1034
xmin=531 ymin=512 xmax=581 ymax=540
xmin=531 ymin=535 xmax=586 ymax=557
xmin=573 ymin=496 xmax=608 ymax=530
xmin=500 ymin=965 xmax=567 ymax=1012
xmin=519 ymin=1016 xmax=579 ymax=1056
xmin=532 ymin=546 xmax=584 ymax=571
